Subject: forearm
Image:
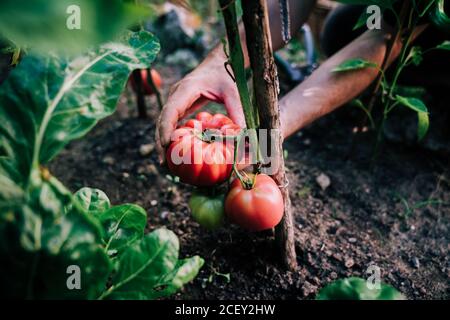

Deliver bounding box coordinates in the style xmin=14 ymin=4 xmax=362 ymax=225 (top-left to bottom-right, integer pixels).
xmin=280 ymin=26 xmax=426 ymax=139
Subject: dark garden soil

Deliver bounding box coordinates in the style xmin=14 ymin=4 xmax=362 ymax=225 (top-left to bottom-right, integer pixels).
xmin=49 ymin=63 xmax=449 ymax=300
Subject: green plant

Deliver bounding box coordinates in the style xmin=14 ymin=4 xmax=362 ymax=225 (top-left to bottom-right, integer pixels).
xmin=317 ymin=277 xmax=405 ymax=300
xmin=0 ymin=31 xmax=203 ymax=299
xmin=0 ymin=0 xmax=151 ymax=55
xmin=333 ymin=0 xmax=450 ymax=147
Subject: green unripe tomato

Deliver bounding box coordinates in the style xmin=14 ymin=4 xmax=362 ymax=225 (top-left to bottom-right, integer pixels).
xmin=189 ymin=191 xmax=225 ymax=230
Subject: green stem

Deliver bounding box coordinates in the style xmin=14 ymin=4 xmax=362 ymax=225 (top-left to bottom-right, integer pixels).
xmin=146 ymin=67 xmax=163 ymax=110
xmin=219 ymin=0 xmax=262 ymax=182
xmin=232 ymin=131 xmax=254 ymax=189
xmin=219 ymin=0 xmax=258 ymax=131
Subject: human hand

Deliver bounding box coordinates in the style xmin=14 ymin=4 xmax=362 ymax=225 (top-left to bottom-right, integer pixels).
xmin=156 ymin=48 xmax=245 ymax=164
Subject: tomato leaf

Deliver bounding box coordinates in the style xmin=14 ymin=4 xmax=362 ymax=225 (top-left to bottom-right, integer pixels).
xmin=332 ymin=58 xmax=378 ymax=72
xmin=316 ymin=277 xmax=405 ymax=300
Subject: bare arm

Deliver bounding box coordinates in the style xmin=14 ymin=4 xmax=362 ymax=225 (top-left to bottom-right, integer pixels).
xmin=280 ymin=25 xmax=427 ymax=139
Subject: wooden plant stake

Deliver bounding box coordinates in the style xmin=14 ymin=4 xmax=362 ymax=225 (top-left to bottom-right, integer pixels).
xmin=241 ymin=0 xmax=297 ymax=271
xmin=219 ymin=0 xmax=297 ymax=270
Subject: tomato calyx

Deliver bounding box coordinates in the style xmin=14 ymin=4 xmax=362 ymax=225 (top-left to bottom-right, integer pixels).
xmin=231 ymin=131 xmax=258 ymax=190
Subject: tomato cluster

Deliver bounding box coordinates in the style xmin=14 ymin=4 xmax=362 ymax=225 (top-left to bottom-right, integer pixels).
xmin=166 ymin=112 xmax=283 ymax=232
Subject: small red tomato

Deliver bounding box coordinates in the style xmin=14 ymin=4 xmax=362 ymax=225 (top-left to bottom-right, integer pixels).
xmin=130 ymin=69 xmax=162 ymax=95
xmin=225 ymin=174 xmax=283 ymax=231
xmin=166 ymin=112 xmax=240 ymax=187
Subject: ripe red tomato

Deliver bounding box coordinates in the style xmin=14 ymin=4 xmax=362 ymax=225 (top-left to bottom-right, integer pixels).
xmin=225 ymin=174 xmax=284 ymax=231
xmin=130 ymin=69 xmax=162 ymax=95
xmin=166 ymin=112 xmax=241 ymax=186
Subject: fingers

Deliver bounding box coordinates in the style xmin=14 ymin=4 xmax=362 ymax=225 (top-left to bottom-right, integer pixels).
xmin=222 ymin=85 xmax=245 ymax=128
xmin=156 ymin=81 xmax=208 ymax=163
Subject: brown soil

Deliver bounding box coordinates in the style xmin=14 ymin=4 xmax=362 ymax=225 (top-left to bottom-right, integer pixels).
xmin=49 ymin=64 xmax=449 ymax=300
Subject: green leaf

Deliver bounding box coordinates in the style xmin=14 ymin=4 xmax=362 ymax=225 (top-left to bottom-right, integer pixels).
xmin=394 ymin=95 xmax=428 ymax=113
xmin=316 ymin=277 xmax=405 ymax=300
xmin=436 ymin=40 xmax=450 ymax=50
xmin=74 ymin=187 xmax=110 ymax=213
xmin=154 ymin=256 xmax=205 ymax=298
xmin=0 ymin=0 xmax=150 ymax=54
xmin=101 ymin=228 xmax=203 ymax=300
xmin=0 ymin=176 xmax=111 ymax=299
xmin=0 ymin=31 xmax=160 ymax=191
xmin=97 ymin=204 xmax=147 ymax=256
xmin=353 ymin=10 xmax=371 ymax=31
xmin=417 ymin=111 xmax=430 ymax=141
xmin=332 ymin=58 xmax=378 ymax=72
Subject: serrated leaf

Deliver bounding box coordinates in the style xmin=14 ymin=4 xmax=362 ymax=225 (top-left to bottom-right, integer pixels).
xmin=333 ymin=58 xmax=378 ymax=72
xmin=74 ymin=187 xmax=110 ymax=213
xmin=316 ymin=277 xmax=405 ymax=300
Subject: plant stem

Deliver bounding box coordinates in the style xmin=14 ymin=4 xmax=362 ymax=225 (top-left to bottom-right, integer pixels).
xmin=219 ymin=0 xmax=258 ymax=131
xmin=146 ymin=67 xmax=164 ymax=110
xmin=358 ymin=1 xmax=411 ymax=129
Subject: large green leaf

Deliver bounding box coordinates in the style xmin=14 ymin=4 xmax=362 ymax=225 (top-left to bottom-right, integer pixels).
xmin=0 ymin=173 xmax=111 ymax=299
xmin=0 ymin=0 xmax=150 ymax=54
xmin=0 ymin=31 xmax=160 ymax=195
xmin=100 ymin=228 xmax=203 ymax=300
xmin=97 ymin=204 xmax=147 ymax=256
xmin=316 ymin=277 xmax=405 ymax=300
